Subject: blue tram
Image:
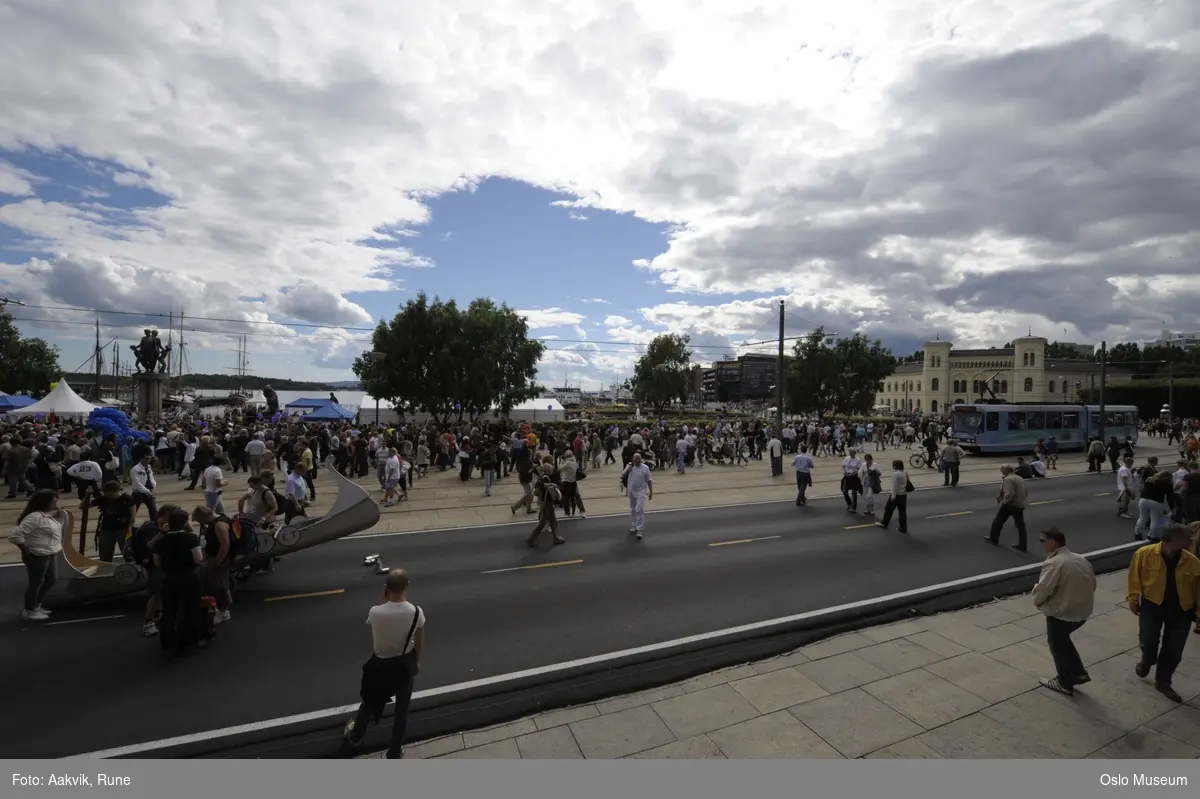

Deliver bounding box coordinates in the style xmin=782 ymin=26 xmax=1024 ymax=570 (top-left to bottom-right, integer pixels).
xmin=950 ymin=403 xmax=1139 ymax=454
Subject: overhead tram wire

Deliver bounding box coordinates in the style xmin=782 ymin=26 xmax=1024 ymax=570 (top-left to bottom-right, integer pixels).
xmin=7 ymin=315 xmax=741 ymax=355
xmin=9 ymin=302 xmax=744 ymax=351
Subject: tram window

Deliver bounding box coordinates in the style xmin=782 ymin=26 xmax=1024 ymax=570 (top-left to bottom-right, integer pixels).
xmin=986 ymin=412 xmax=1000 ymax=432
xmin=1062 ymin=411 xmax=1079 ymax=430
xmin=1111 ymin=412 xmax=1125 ymax=426
xmin=1027 ymin=411 xmax=1045 ymax=429
xmin=1007 ymin=412 xmax=1026 ymax=430
xmin=1045 ymin=412 xmax=1062 ymax=430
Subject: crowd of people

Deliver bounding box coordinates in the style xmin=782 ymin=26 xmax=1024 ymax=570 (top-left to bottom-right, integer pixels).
xmin=4 ymin=408 xmax=1200 ymax=648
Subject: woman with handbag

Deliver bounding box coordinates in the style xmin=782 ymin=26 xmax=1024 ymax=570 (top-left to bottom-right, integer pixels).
xmin=343 ymin=569 xmax=426 ymax=759
xmin=876 ymin=460 xmax=912 ymax=535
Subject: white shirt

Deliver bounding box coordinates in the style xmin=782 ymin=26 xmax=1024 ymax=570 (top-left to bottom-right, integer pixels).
xmin=625 ymin=463 xmax=652 ymax=497
xmin=66 ymin=461 xmax=103 ymax=483
xmin=767 ymin=438 xmax=783 ymax=457
xmin=367 ymin=601 xmax=425 ymax=658
xmin=1031 ymin=460 xmax=1047 ymax=477
xmin=842 ymin=457 xmax=862 ymax=476
xmin=891 ymin=470 xmax=907 ymax=496
xmin=1117 ymin=466 xmax=1133 ymax=492
xmin=184 ymin=442 xmax=197 ymax=463
xmin=131 ymin=463 xmax=155 ymax=495
xmin=245 ymin=439 xmax=266 ymax=457
xmin=385 ymin=455 xmax=401 ymax=481
xmin=793 ymin=454 xmax=814 ymax=473
xmin=203 ymin=465 xmax=224 ymax=492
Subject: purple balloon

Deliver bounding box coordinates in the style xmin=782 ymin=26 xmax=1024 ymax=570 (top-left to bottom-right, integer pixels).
xmin=547 ymin=404 xmax=553 ymax=411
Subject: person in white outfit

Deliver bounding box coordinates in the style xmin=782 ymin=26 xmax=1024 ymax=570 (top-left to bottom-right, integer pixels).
xmin=622 ymin=453 xmax=653 ymax=540
xmin=859 ymin=453 xmax=882 ymax=517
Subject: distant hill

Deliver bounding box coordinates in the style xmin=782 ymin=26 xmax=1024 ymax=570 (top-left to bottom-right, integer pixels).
xmin=63 ymin=372 xmax=355 ymax=392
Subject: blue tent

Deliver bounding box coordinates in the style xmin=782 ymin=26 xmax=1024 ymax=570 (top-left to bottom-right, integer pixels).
xmin=0 ymin=394 xmax=36 ymax=410
xmin=301 ymin=402 xmax=355 ymax=422
xmin=285 ymin=397 xmax=334 ymax=410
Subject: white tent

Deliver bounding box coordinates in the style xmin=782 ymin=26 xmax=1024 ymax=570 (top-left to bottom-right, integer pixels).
xmin=7 ymin=380 xmax=99 ymax=418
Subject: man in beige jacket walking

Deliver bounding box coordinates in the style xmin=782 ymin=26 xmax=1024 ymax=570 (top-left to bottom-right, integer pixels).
xmin=1031 ymin=527 xmax=1096 ymax=695
xmin=985 ymin=465 xmax=1029 ymax=551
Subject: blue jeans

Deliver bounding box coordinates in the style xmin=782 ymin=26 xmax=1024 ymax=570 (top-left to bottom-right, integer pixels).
xmin=483 ymin=469 xmax=494 ymax=496
xmin=676 ymin=454 xmax=685 ymax=473
xmin=1134 ymin=498 xmax=1168 ymax=540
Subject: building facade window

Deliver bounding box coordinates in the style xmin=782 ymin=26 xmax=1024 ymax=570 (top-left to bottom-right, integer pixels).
xmin=931 ymin=378 xmax=939 ymax=391
xmin=931 ymin=400 xmax=938 ymax=412
xmin=1049 ymin=380 xmax=1056 ymax=394
xmin=1024 ymin=377 xmax=1034 ymax=392
xmin=1001 ymin=380 xmax=1008 ymax=394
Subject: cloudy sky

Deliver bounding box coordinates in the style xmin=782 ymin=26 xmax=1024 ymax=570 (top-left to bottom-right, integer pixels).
xmin=1 ymin=0 xmax=1197 ymax=388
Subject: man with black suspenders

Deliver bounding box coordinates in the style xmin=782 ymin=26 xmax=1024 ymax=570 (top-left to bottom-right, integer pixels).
xmin=343 ymin=569 xmax=426 ymax=759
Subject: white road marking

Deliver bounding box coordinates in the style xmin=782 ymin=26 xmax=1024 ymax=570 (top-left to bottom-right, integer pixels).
xmin=46 ymin=614 xmax=126 ymax=626
xmin=75 ymin=538 xmax=1141 ymax=759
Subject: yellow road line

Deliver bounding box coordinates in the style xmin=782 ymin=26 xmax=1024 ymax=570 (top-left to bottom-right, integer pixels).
xmin=927 ymin=511 xmax=974 ymax=519
xmin=844 ymin=523 xmax=878 ymax=530
xmin=264 ymin=589 xmax=345 ymax=603
xmin=483 ymin=559 xmax=583 ymax=575
xmin=1029 ymin=499 xmax=1063 ymax=506
xmin=709 ymin=535 xmax=782 ymax=547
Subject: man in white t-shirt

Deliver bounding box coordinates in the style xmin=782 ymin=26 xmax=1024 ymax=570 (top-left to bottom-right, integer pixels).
xmin=1116 ymin=456 xmax=1135 ymax=519
xmin=245 ymin=434 xmax=266 ymax=476
xmin=622 ymin=453 xmax=653 ymax=540
xmin=342 ymin=569 xmax=425 ymax=760
xmin=383 ymin=448 xmax=401 ymax=507
xmin=202 ymin=462 xmax=228 ymax=514
xmin=66 ymin=460 xmax=104 ymax=499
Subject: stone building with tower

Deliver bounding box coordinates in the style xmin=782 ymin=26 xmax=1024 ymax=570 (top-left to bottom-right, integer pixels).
xmin=874 ymin=336 xmax=1128 ymax=415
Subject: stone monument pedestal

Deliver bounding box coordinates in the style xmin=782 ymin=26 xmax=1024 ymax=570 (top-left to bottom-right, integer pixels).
xmin=134 ymin=372 xmax=169 ymax=416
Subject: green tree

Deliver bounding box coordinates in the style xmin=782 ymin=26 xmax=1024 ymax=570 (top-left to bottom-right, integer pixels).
xmin=630 ymin=333 xmax=692 ymax=414
xmin=784 ymin=327 xmax=895 ymax=417
xmin=0 ymin=308 xmax=61 ymax=398
xmin=354 ymin=293 xmax=545 ymax=424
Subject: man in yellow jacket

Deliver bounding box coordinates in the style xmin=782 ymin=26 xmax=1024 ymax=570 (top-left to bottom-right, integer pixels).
xmin=1127 ymin=523 xmax=1200 ymax=703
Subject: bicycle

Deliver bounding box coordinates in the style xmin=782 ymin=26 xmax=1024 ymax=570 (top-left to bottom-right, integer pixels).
xmin=909 ymin=451 xmax=941 ymax=470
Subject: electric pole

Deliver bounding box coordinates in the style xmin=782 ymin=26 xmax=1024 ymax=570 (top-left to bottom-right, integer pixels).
xmin=1097 ymin=341 xmax=1107 ymax=443
xmin=1168 ymin=361 xmax=1175 ymax=419
xmin=776 ymin=300 xmax=785 ymax=434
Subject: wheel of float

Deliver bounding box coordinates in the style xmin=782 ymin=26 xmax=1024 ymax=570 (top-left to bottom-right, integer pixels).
xmin=255 ymin=531 xmax=276 ymax=555
xmin=277 ymin=525 xmax=301 ymax=548
xmin=113 ymin=563 xmax=142 ymax=587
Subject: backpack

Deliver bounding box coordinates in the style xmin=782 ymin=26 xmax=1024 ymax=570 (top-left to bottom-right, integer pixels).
xmin=542 ymin=480 xmax=562 ymax=504
xmin=124 ymin=520 xmax=159 ymax=566
xmin=217 ymin=514 xmax=258 ymax=558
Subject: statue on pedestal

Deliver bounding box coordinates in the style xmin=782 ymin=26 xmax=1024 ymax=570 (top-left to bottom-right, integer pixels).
xmin=130 ymin=329 xmax=170 ymax=374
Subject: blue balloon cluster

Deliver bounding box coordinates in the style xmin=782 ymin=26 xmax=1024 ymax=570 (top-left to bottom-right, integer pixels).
xmin=87 ymin=407 xmax=150 ymax=443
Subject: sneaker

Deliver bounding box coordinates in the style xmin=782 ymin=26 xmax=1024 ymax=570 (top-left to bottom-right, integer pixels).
xmin=384 ymin=501 xmax=394 ymax=508
xmin=1040 ymin=676 xmax=1073 ymax=695
xmin=636 ymin=531 xmax=643 ymax=540
xmin=215 ymin=610 xmax=231 ymax=625
xmin=143 ymin=621 xmax=159 ymax=637
xmin=21 ymin=609 xmax=50 ymax=621
xmin=34 ymin=605 xmax=51 ymax=616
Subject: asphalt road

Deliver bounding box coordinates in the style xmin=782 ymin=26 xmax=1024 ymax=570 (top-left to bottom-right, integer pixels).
xmin=0 ymin=471 xmax=1134 ymax=758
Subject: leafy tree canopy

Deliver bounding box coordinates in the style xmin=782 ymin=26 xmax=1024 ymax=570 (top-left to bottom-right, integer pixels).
xmin=353 ymin=293 xmax=545 ymax=424
xmin=630 ymin=333 xmax=692 ymax=414
xmin=0 ymin=308 xmax=61 ymax=398
xmin=784 ymin=327 xmax=895 ymax=418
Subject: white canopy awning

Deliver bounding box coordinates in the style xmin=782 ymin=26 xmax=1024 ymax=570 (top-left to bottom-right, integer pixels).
xmin=7 ymin=380 xmax=99 ymax=417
